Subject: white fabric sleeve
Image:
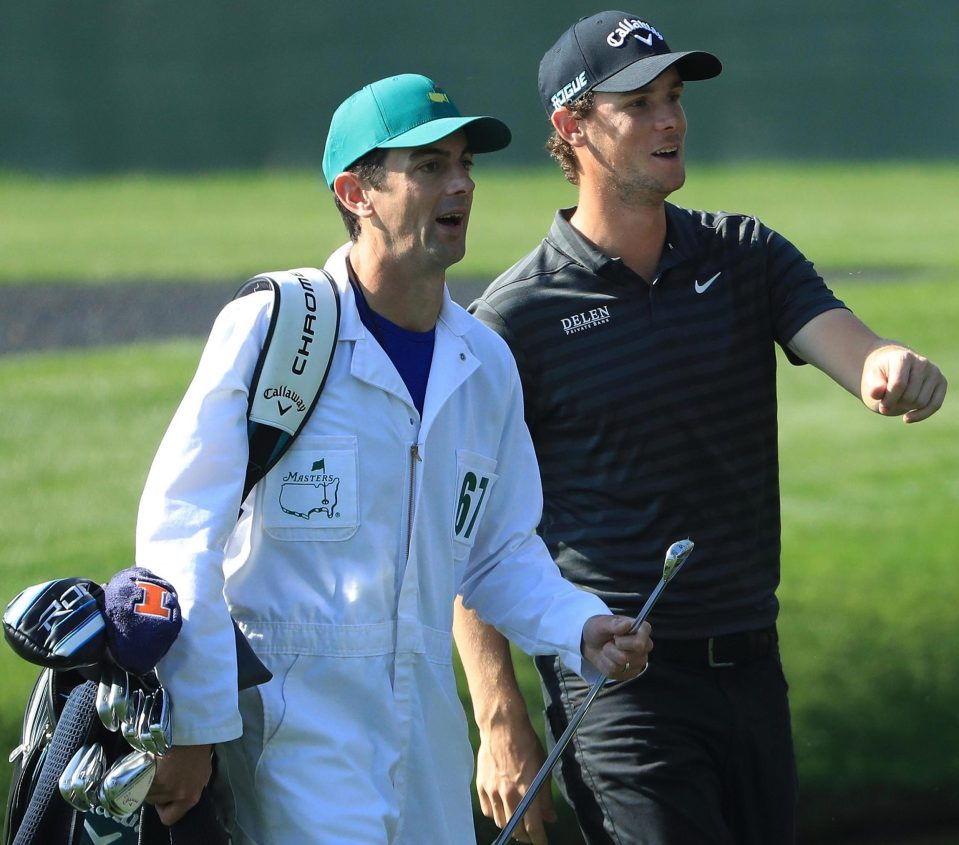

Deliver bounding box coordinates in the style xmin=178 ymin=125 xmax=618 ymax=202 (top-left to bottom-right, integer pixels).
xmin=458 ymin=358 xmax=609 ymax=682
xmin=135 ymin=292 xmax=271 ymax=745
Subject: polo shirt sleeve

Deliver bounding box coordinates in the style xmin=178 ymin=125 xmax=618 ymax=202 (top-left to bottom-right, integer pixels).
xmin=761 ymin=222 xmax=848 ymax=365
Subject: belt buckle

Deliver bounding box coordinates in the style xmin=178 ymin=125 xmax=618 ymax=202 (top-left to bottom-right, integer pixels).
xmin=707 ymin=637 xmax=735 ymax=668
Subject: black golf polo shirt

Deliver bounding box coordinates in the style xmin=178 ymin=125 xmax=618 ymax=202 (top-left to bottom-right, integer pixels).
xmin=469 ymin=204 xmax=846 ymax=638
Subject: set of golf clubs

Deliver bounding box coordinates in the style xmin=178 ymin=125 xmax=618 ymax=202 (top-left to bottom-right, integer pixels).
xmin=58 ymin=668 xmax=173 ymax=820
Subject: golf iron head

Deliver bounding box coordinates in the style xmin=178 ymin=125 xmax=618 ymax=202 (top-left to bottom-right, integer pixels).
xmin=58 ymin=744 xmax=87 ymax=810
xmin=59 ymin=742 xmax=107 ymax=812
xmin=96 ymin=665 xmax=131 ymax=732
xmin=662 ymin=538 xmax=694 ymax=582
xmin=137 ymin=687 xmax=172 ymax=757
xmin=108 ymin=668 xmax=132 ymax=727
xmin=95 ymin=673 xmax=113 ymax=731
xmin=121 ymin=688 xmax=147 ymax=752
xmin=98 ymin=748 xmax=157 ymax=820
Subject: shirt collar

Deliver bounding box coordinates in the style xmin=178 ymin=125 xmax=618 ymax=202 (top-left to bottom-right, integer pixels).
xmin=323 ymin=241 xmax=475 ymax=339
xmin=546 ymin=203 xmax=703 ymax=280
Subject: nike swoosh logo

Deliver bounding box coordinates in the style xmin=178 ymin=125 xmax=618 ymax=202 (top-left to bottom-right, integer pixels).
xmin=694 ymin=272 xmax=721 ymax=294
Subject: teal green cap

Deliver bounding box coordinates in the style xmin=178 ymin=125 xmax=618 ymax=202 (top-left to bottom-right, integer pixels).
xmin=322 ymin=73 xmax=512 ymax=188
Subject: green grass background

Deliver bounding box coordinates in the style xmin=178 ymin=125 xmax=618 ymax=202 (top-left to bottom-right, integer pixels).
xmin=1 ymin=164 xmax=958 ymax=842
xmin=2 ymin=162 xmax=958 ymax=284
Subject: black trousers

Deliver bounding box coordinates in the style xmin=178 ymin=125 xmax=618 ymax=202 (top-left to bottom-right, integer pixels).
xmin=536 ymin=641 xmax=797 ymax=845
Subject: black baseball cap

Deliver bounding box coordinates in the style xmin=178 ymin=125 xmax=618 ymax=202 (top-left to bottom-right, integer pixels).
xmin=538 ymin=11 xmax=722 ymax=114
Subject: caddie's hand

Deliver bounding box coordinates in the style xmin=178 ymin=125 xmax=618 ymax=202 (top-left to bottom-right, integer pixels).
xmin=478 ymin=715 xmax=556 ymax=845
xmin=581 ymin=615 xmax=652 ymax=679
xmin=862 ymin=345 xmax=947 ymax=423
xmin=146 ymin=743 xmax=213 ymax=825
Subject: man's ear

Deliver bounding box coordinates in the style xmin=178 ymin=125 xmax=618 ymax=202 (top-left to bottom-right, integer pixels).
xmin=333 ymin=171 xmax=375 ymax=220
xmin=551 ymin=106 xmax=586 ymax=147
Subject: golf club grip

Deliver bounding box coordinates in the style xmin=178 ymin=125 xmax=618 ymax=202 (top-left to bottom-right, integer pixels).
xmin=12 ymin=680 xmax=98 ymax=845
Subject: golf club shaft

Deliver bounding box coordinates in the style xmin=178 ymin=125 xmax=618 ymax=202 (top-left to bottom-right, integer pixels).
xmin=491 ymin=581 xmax=666 ymax=845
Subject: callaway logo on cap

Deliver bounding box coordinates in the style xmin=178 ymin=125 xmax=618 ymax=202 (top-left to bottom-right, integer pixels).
xmin=538 ymin=10 xmax=722 ymax=113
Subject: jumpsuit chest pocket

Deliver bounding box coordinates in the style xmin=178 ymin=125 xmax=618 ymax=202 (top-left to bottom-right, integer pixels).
xmin=260 ymin=435 xmax=359 ymax=541
xmin=451 ymin=450 xmax=499 ymax=560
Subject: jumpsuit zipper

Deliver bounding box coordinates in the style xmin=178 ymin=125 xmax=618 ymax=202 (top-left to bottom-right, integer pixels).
xmin=406 ymin=443 xmax=422 ymax=560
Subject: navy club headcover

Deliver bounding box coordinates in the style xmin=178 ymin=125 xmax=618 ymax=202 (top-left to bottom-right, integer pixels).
xmin=103 ymin=567 xmax=182 ymax=676
xmin=3 ymin=578 xmax=107 ymax=670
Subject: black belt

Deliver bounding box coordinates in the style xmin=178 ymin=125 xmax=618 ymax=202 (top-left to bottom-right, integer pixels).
xmin=652 ymin=626 xmax=778 ymax=668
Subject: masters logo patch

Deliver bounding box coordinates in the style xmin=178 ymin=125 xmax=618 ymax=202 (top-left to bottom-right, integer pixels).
xmin=262 ymin=442 xmax=358 ymax=538
xmin=280 ymin=459 xmax=340 ymax=521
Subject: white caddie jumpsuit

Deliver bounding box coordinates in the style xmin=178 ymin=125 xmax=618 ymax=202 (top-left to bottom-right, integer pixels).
xmin=136 ymin=243 xmax=609 ymax=844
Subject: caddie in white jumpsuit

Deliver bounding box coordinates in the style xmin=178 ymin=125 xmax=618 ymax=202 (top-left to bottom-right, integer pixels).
xmin=139 ymin=74 xmax=654 ymax=845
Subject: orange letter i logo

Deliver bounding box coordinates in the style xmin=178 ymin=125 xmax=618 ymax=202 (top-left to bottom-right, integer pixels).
xmin=133 ymin=581 xmax=173 ymax=619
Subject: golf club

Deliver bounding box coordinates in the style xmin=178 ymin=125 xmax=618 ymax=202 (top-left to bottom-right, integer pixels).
xmin=59 ymin=742 xmax=106 ymax=813
xmin=147 ymin=687 xmax=173 ymax=756
xmin=95 ymin=672 xmax=114 ymax=731
xmin=97 ymin=664 xmax=129 ymax=732
xmin=109 ymin=668 xmax=131 ymax=727
xmin=98 ymin=749 xmax=157 ymax=820
xmin=121 ymin=689 xmax=147 ymax=752
xmin=491 ymin=539 xmax=695 ymax=845
xmin=138 ymin=687 xmax=172 ymax=756
xmin=57 ymin=745 xmax=86 ymax=810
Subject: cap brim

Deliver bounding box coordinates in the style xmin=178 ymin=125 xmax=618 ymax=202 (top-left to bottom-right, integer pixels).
xmin=378 ymin=115 xmax=511 ymax=153
xmin=593 ymin=50 xmax=722 ymax=93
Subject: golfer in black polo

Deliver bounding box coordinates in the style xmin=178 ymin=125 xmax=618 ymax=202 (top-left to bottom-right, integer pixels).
xmin=453 ymin=10 xmax=947 ymax=845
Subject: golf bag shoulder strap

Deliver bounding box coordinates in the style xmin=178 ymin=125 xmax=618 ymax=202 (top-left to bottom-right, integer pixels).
xmin=233 ymin=268 xmax=339 ymax=689
xmin=234 ymin=268 xmax=341 ymax=501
